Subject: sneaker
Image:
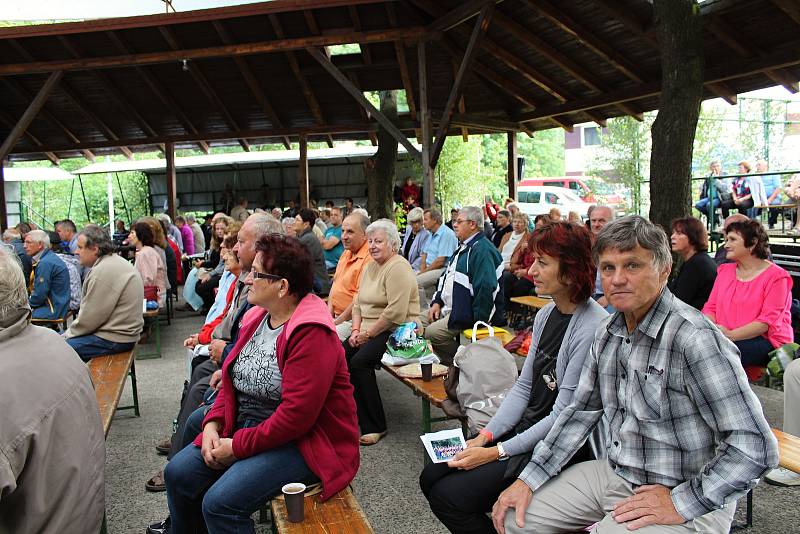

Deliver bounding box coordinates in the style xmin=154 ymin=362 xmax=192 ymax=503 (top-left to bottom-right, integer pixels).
xmin=765 ymin=467 xmax=800 ymax=486
xmin=146 ymin=516 xmax=170 ymax=534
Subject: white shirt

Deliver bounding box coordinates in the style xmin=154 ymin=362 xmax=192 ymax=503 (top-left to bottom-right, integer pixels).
xmin=500 ymin=232 xmax=523 ymax=267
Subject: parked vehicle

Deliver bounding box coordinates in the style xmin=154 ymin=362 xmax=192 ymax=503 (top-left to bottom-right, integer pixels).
xmin=516 ymin=186 xmax=593 ymax=219
xmin=517 ymin=177 xmax=595 ymax=202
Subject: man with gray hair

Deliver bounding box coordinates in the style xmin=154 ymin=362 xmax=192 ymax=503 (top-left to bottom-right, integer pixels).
xmin=64 ymin=224 xmax=145 ymax=360
xmin=328 ymin=212 xmax=372 ymax=340
xmin=424 ymin=206 xmax=505 ymax=365
xmin=417 ymin=207 xmax=458 ymax=310
xmin=23 ymin=229 xmax=70 ymax=320
xmin=589 ymin=205 xmax=615 ymax=310
xmin=492 ymin=215 xmax=777 ymax=534
xmin=0 ymin=246 xmax=106 ymax=533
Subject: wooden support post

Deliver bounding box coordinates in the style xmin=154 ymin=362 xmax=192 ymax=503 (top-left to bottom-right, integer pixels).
xmin=298 ymin=135 xmax=309 ymax=208
xmin=507 ymin=131 xmax=518 ymax=199
xmin=429 ymin=3 xmax=494 ymax=169
xmin=0 ymin=162 xmax=7 ymax=232
xmin=165 ymin=142 xmax=177 ymax=220
xmin=306 ymin=47 xmax=421 ymax=161
xmin=0 ymin=71 xmax=62 ymax=162
xmin=418 ymin=42 xmax=434 ymax=209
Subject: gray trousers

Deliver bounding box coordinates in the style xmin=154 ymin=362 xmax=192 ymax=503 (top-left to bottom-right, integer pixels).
xmin=417 ymin=268 xmax=444 ymax=313
xmin=785 ymin=358 xmax=800 ymax=436
xmin=504 ymin=460 xmax=735 ymax=534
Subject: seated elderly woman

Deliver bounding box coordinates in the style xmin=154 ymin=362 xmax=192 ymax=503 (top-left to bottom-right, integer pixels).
xmin=703 ymin=219 xmax=793 ymax=367
xmin=345 ymin=219 xmax=420 ymax=446
xmin=499 ymin=213 xmax=533 ymax=305
xmin=129 ymin=221 xmax=167 ymax=306
xmin=420 ymin=221 xmax=607 ymax=533
xmin=401 ymin=207 xmax=431 ymax=271
xmin=164 ymin=234 xmax=359 ymax=533
xmin=668 ymin=216 xmax=717 ymax=310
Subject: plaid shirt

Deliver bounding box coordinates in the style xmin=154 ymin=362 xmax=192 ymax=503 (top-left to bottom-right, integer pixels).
xmin=520 ymin=288 xmax=778 ymax=521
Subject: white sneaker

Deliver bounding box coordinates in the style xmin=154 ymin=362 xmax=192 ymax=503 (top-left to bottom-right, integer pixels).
xmin=765 ymin=467 xmax=800 ymax=487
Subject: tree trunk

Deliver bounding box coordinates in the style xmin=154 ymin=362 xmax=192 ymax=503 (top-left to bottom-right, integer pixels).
xmin=365 ymin=90 xmax=399 ymax=220
xmin=648 ymin=0 xmax=704 ymax=232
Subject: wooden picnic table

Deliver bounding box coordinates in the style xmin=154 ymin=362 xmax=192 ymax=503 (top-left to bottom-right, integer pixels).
xmin=382 ymin=363 xmax=453 ymax=435
xmin=510 ymin=295 xmax=552 ymax=310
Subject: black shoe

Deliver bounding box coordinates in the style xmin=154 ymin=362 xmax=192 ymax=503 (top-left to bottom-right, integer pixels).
xmin=146 ymin=516 xmax=170 ymax=534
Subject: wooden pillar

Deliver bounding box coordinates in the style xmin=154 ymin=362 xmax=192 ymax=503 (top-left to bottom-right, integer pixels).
xmin=0 ymin=162 xmax=7 ymax=232
xmin=165 ymin=142 xmax=177 ymax=219
xmin=418 ymin=42 xmax=434 ymax=209
xmin=507 ymin=131 xmax=518 ymax=199
xmin=298 ymin=134 xmax=309 ymax=208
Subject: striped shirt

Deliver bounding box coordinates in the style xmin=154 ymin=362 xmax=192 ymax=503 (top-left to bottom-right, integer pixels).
xmin=520 ymin=288 xmax=778 ymax=521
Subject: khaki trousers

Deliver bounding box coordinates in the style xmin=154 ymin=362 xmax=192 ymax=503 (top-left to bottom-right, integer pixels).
xmin=417 ymin=268 xmax=444 ymax=312
xmin=421 ymin=312 xmax=460 ymax=366
xmin=504 ymin=460 xmax=735 ymax=534
xmin=785 ymin=358 xmax=800 ymax=436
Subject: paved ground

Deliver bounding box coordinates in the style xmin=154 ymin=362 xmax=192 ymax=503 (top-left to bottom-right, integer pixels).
xmin=105 ymin=309 xmax=799 ymax=534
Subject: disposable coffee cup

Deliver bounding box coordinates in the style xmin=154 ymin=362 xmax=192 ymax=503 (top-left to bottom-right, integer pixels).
xmin=421 ymin=362 xmax=433 ymax=382
xmin=282 ymin=483 xmax=306 ymax=523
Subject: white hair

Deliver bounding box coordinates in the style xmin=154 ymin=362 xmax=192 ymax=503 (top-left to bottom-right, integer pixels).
xmin=26 ymin=229 xmax=50 ymax=248
xmin=366 ymin=219 xmax=401 ymax=252
xmin=460 ymin=206 xmax=484 ymax=227
xmin=156 ymin=213 xmax=172 ymax=225
xmin=407 ymin=207 xmax=424 ymax=223
xmin=0 ymin=245 xmax=29 ymax=322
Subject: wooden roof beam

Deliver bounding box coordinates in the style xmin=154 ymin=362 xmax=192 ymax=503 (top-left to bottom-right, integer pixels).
xmin=10 ymin=122 xmax=417 ymax=155
xmin=269 ymin=14 xmax=335 ymax=148
xmin=0 ymin=109 xmax=60 ymax=165
xmin=516 ymin=44 xmax=800 ymax=123
xmin=0 ymin=71 xmax=62 ymax=163
xmin=158 ymin=26 xmax=250 ymax=152
xmin=706 ymin=81 xmax=738 ymax=105
xmin=386 ymin=3 xmax=417 ymax=122
xmin=347 ymin=5 xmax=373 ymax=65
xmin=307 ymin=46 xmax=421 ymax=159
xmin=105 ymin=31 xmax=210 ymax=154
xmin=427 ymin=0 xmax=503 ymax=33
xmin=430 ymin=2 xmax=494 ymax=166
xmin=0 ymin=26 xmax=431 ymax=76
xmin=590 ymin=0 xmax=658 ymax=47
xmin=213 ymin=21 xmax=291 ymax=149
xmin=2 ymin=77 xmax=96 ymax=161
xmin=56 ymin=35 xmax=166 ymax=154
xmin=769 ymin=0 xmax=800 ymax=27
xmin=299 ymin=11 xmax=337 ymax=148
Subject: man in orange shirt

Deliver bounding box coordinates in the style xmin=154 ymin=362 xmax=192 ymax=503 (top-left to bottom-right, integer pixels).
xmin=328 ymin=211 xmax=372 ymax=340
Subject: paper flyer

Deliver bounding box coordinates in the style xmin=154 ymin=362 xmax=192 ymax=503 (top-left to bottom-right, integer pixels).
xmin=420 ymin=428 xmax=466 ymax=464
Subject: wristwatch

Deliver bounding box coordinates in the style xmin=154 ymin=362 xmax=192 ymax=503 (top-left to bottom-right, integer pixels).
xmin=497 ymin=441 xmax=509 ymax=461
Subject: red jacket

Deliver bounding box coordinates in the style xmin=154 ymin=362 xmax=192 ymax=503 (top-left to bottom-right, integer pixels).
xmin=193 ymin=294 xmax=360 ymax=500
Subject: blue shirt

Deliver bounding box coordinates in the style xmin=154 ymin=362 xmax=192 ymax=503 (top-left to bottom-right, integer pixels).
xmin=323 ymin=225 xmax=344 ymax=265
xmin=763 ymin=174 xmax=782 ymax=199
xmin=422 ymin=224 xmax=458 ymax=264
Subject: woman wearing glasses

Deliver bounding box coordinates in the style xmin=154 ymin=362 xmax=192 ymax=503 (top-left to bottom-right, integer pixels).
xmin=164 ymin=234 xmax=359 ymax=534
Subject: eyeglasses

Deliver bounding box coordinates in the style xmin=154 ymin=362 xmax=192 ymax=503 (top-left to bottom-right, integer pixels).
xmin=250 ymin=271 xmax=283 ymax=282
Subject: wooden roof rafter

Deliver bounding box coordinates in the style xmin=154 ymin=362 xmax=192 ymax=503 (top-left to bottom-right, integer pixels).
xmin=0 ymin=109 xmax=59 ymax=165
xmin=213 ymin=20 xmax=292 ymax=149
xmin=158 ymin=26 xmax=251 ymax=152
xmin=298 ymin=11 xmax=341 ymax=148
xmin=769 ymin=0 xmax=800 ymax=26
xmin=105 ymin=31 xmax=211 ymax=154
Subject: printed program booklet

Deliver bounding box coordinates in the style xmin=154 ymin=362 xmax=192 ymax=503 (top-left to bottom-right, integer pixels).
xmin=420 ymin=428 xmax=467 ymax=463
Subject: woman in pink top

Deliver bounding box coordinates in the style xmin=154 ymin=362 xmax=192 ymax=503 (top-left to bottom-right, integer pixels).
xmin=703 ymin=220 xmax=792 ymax=366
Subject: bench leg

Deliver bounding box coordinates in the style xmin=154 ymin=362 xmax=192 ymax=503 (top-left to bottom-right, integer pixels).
xmin=129 ymin=360 xmax=141 ymax=417
xmin=745 ymin=488 xmax=753 ymax=528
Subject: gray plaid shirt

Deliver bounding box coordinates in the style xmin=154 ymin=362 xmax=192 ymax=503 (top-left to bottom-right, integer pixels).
xmin=520 ymin=288 xmax=778 ymax=520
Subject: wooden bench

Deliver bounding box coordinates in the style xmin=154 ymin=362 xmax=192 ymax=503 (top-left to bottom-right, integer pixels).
xmin=382 ymin=362 xmax=453 ymax=436
xmin=31 ymin=316 xmax=68 ymax=333
xmin=510 ymin=295 xmax=552 ymax=310
xmin=137 ymin=309 xmax=162 ymax=360
xmin=88 ymin=349 xmax=140 ymax=437
xmin=270 ymin=487 xmax=374 ymax=534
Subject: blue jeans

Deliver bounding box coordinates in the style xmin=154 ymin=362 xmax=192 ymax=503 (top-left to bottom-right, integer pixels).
xmin=66 ymin=334 xmax=136 ymax=362
xmin=182 ymin=268 xmax=205 ymax=311
xmin=165 ymin=425 xmax=318 ymax=534
xmin=734 ymin=336 xmax=774 ymax=367
xmin=695 ymin=197 xmax=720 ymax=225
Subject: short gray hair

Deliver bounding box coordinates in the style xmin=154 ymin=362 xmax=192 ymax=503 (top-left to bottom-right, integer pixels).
xmin=460 ymin=206 xmax=484 ymax=228
xmin=366 ymin=219 xmax=401 ymax=252
xmin=2 ymin=229 xmax=20 ymax=242
xmin=592 ymin=205 xmax=615 ymax=221
xmin=26 ymin=229 xmax=50 ymax=248
xmin=0 ymin=245 xmax=29 ymax=323
xmin=424 ymin=208 xmax=443 ymax=224
xmin=249 ymin=212 xmax=283 ymax=238
xmin=407 ymin=207 xmax=424 ymax=223
xmin=593 ymin=215 xmax=672 ymax=273
xmin=156 ymin=213 xmax=172 ymax=225
xmin=185 ymin=213 xmax=196 ymax=223
xmin=80 ymin=224 xmax=115 ymax=256
xmin=345 ymin=211 xmax=370 ymax=233
xmin=352 ymin=208 xmax=370 ymax=221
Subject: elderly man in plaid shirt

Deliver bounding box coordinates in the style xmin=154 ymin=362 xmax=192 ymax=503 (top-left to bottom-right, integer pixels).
xmin=492 ymin=215 xmax=778 ymax=534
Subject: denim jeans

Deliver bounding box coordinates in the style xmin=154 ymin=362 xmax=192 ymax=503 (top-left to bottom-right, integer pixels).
xmin=695 ymin=197 xmax=720 ymax=225
xmin=182 ymin=268 xmax=205 ymax=312
xmin=66 ymin=334 xmax=136 ymax=362
xmin=165 ymin=421 xmax=318 ymax=534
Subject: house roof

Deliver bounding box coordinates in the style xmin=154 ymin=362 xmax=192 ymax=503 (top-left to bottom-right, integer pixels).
xmin=1 ymin=0 xmax=799 ymax=163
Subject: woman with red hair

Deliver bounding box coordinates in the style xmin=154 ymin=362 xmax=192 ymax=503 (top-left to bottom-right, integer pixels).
xmin=420 ymin=221 xmax=608 ymax=534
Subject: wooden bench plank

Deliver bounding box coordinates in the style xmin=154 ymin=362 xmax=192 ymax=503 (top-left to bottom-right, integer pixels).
xmin=382 ymin=363 xmax=447 ymax=407
xmin=510 ymin=295 xmax=551 ymax=310
xmin=88 ymin=350 xmax=135 ymax=438
xmin=773 ymin=428 xmax=800 ymax=474
xmin=270 ymin=488 xmax=374 ymax=534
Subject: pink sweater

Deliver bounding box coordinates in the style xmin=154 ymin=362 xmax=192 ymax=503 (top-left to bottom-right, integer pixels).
xmin=702 ymin=262 xmax=793 ymax=348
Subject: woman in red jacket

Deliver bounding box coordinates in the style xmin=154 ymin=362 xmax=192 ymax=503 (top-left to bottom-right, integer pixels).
xmin=164 ymin=234 xmax=360 ymax=534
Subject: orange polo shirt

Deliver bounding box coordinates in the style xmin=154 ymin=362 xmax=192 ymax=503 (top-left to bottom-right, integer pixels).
xmin=329 ymin=241 xmax=372 ymax=316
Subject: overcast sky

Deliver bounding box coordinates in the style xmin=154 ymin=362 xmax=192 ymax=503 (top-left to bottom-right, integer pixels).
xmin=3 ymin=0 xmax=266 ymax=20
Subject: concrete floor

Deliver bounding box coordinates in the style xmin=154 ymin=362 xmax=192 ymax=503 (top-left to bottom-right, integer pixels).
xmin=105 ymin=309 xmax=799 ymax=534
